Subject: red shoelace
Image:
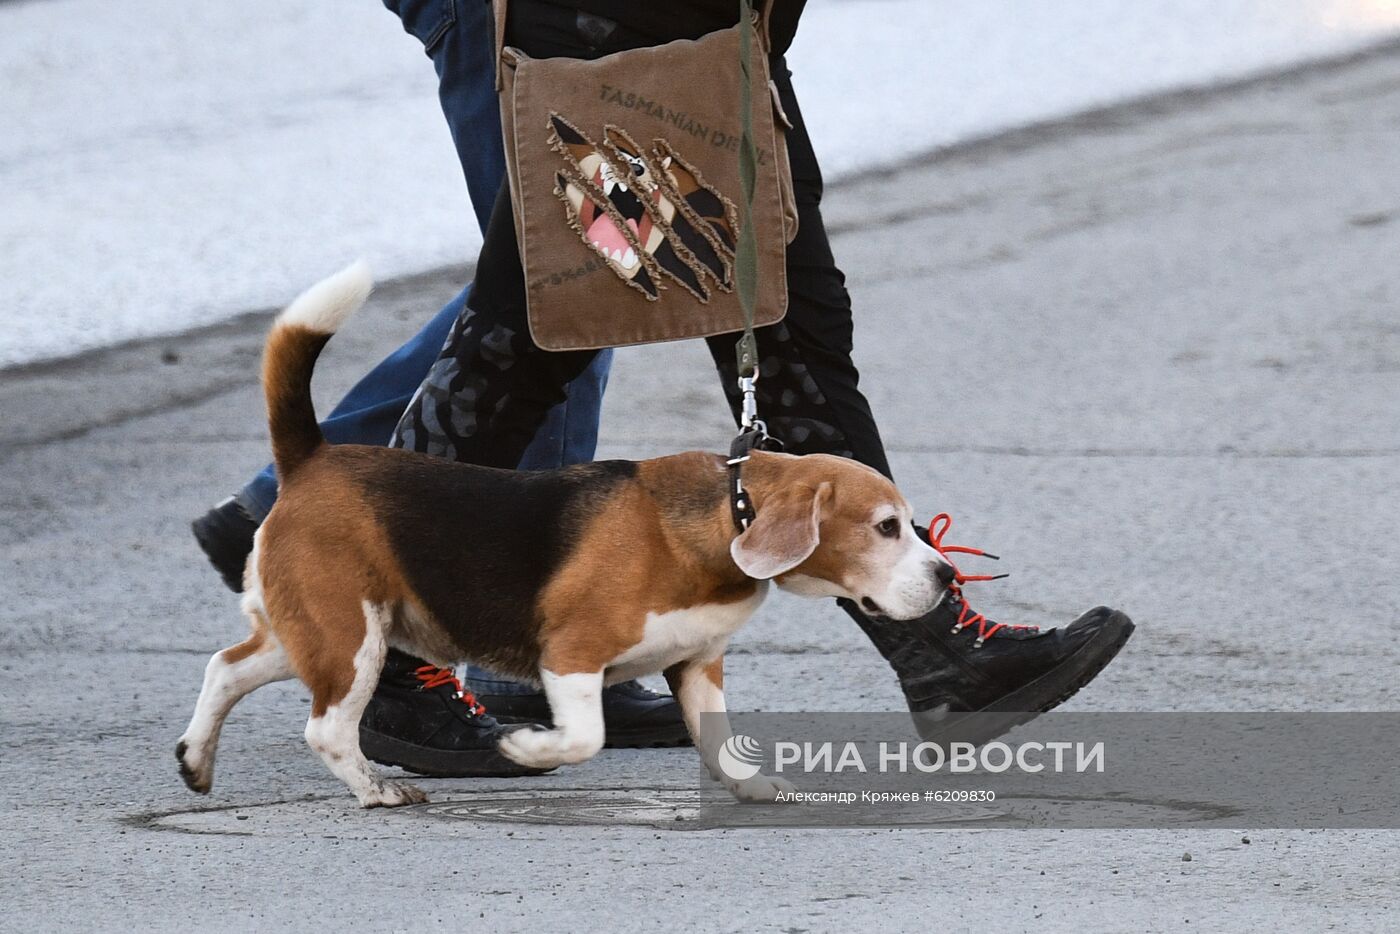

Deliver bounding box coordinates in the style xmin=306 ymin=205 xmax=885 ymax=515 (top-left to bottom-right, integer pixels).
xmin=926 ymin=513 xmax=1036 ymax=647
xmin=415 ymin=665 xmax=486 ymax=716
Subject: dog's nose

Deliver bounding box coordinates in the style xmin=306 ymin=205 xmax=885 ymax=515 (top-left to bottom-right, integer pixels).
xmin=934 ymin=562 xmax=957 ymax=588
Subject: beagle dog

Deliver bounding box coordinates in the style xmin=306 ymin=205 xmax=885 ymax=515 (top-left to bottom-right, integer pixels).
xmin=177 ymin=263 xmax=955 ymax=807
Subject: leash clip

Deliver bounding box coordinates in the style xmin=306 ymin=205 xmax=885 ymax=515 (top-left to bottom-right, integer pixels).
xmin=738 ymin=373 xmax=761 ymax=432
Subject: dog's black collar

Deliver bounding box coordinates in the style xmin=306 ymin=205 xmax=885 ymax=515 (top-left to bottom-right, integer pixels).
xmin=727 ymin=427 xmax=782 ymax=532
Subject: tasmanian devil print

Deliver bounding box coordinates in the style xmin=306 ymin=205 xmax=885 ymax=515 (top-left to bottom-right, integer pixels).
xmin=549 ymin=113 xmax=739 ymax=301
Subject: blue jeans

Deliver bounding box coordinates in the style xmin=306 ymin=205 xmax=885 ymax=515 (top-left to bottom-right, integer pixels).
xmin=238 ymin=0 xmax=613 ymax=521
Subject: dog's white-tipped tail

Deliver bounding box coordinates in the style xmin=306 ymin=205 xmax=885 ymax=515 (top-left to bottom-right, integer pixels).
xmin=277 ymin=259 xmax=373 ymax=334
xmin=264 ymin=261 xmax=373 ymax=480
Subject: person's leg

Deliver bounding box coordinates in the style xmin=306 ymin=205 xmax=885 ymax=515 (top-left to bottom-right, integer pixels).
xmin=387 ymin=0 xmax=503 ymax=232
xmin=705 ymin=63 xmax=1133 ymax=738
xmin=706 ymin=63 xmax=889 ymax=473
xmin=515 ymin=347 xmax=615 ymax=470
xmin=389 ymin=186 xmax=603 ymax=464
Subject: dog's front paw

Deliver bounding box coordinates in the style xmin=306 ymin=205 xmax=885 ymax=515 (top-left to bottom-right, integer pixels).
xmin=498 ymin=725 xmax=599 ymax=770
xmin=727 ymin=773 xmax=797 ymax=804
xmin=357 ymin=780 xmax=428 ymax=809
xmin=498 ymin=725 xmax=558 ymax=769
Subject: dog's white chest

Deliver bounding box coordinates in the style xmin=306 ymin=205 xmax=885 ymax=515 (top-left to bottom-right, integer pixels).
xmin=608 ymin=584 xmax=768 ymax=676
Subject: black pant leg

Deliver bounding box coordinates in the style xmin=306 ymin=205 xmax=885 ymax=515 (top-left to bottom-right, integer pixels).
xmin=391 ymin=184 xmax=600 ymax=466
xmin=706 ymin=62 xmax=893 ymax=480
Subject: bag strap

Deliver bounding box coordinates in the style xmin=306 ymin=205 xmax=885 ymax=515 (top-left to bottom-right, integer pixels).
xmin=493 ymin=0 xmax=508 ymax=90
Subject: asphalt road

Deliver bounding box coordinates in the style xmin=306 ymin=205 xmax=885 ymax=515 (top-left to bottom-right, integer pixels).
xmin=3 ymin=42 xmax=1399 ymax=933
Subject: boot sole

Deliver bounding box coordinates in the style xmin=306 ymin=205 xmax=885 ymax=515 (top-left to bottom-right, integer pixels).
xmin=486 ymin=714 xmax=694 ymax=750
xmin=603 ymin=724 xmax=693 ymax=749
xmin=912 ymin=608 xmax=1136 ymax=746
xmin=359 ymin=726 xmax=554 ymax=778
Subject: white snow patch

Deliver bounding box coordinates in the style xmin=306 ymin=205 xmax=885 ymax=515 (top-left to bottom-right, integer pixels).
xmin=3 ymin=0 xmax=1399 ymax=367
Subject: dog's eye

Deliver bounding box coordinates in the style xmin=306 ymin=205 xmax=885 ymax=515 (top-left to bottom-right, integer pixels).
xmin=876 ymin=517 xmax=901 ymax=538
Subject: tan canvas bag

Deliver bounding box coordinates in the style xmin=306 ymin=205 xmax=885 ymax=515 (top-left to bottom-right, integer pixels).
xmin=493 ymin=0 xmax=798 ymax=352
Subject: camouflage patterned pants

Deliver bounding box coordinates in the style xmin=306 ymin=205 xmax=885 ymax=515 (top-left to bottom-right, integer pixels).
xmin=391 ymin=65 xmax=891 ymax=480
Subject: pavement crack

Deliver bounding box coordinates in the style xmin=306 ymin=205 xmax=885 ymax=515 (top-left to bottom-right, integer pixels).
xmin=825 ymin=194 xmax=994 ymax=237
xmin=1349 ymin=209 xmax=1398 ymax=228
xmin=0 ymin=378 xmax=251 ymax=462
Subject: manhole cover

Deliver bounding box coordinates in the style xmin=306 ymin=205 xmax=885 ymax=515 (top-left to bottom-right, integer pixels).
xmin=419 ymin=788 xmax=999 ymax=829
xmin=138 ymin=789 xmax=1228 ymax=835
xmin=419 ymin=790 xmax=1228 ymax=829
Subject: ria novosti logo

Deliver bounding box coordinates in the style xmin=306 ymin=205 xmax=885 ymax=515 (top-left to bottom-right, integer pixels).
xmin=718 ymin=733 xmax=1106 ymax=778
xmin=717 ymin=734 xmax=764 ymax=781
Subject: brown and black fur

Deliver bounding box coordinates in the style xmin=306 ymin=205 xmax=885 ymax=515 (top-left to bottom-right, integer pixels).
xmin=261 ymin=440 xmax=755 ymax=684
xmin=180 ymin=263 xmax=924 ymax=807
xmin=255 ymin=302 xmax=861 ymax=699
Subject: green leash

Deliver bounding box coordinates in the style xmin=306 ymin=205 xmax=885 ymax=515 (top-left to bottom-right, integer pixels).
xmin=735 ymin=0 xmax=762 ymax=430
xmin=726 ymin=1 xmax=782 ymax=531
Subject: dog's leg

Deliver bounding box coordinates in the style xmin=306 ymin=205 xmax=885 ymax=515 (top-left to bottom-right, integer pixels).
xmin=177 ymin=611 xmax=292 ymax=794
xmin=302 ymin=601 xmax=427 ymax=808
xmin=497 ymin=668 xmax=605 ymax=769
xmin=665 ymin=655 xmax=795 ymax=803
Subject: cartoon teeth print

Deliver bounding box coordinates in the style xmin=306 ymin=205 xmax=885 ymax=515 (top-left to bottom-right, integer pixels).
xmin=591 ymin=159 xmax=648 ymax=270
xmin=548 ymin=114 xmax=740 ymax=302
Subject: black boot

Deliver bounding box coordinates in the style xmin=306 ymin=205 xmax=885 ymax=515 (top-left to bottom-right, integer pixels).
xmin=191 ymin=496 xmax=260 ymax=593
xmin=843 ymin=514 xmax=1135 ymax=743
xmin=465 ymin=669 xmax=692 ymax=749
xmin=359 ymin=650 xmax=553 ymax=777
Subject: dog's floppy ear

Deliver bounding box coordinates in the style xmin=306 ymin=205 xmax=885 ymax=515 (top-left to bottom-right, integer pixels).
xmin=730 ymin=482 xmax=833 ymax=579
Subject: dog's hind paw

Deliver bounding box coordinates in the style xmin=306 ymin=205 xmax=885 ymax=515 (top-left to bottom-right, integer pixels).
xmin=175 ymin=739 xmax=212 ymax=794
xmin=357 ymin=780 xmax=428 ymax=809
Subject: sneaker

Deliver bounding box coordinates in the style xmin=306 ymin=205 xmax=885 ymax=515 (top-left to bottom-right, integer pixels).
xmin=845 ymin=513 xmax=1135 ymax=744
xmin=465 ymin=671 xmax=692 ymax=749
xmin=191 ymin=496 xmax=259 ymax=594
xmin=359 ymin=650 xmax=554 ymax=777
